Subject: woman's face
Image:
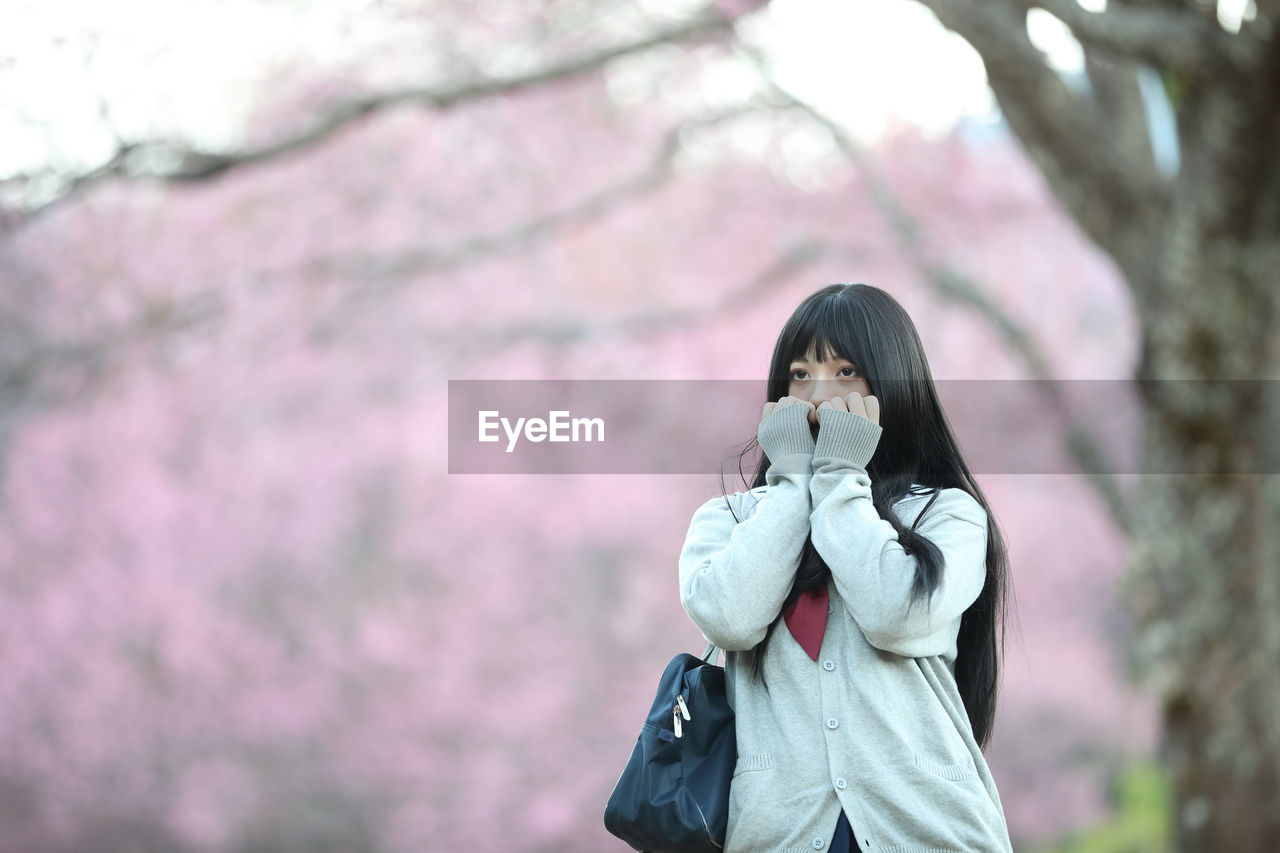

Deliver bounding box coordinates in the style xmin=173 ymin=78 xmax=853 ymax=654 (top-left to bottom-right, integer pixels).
xmin=787 ymin=343 xmax=872 ymax=437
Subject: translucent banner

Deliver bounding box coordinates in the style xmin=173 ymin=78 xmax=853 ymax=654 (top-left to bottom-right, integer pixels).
xmin=447 ymin=379 xmax=1280 ymax=475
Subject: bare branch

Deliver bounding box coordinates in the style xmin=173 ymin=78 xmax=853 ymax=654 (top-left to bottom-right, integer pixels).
xmin=285 ymin=98 xmax=796 ymax=340
xmin=0 ymin=100 xmax=799 ymax=405
xmin=1 ymin=3 xmax=749 ymax=232
xmin=1082 ymin=47 xmax=1158 ymax=181
xmin=289 ymin=99 xmax=787 ymax=288
xmin=1013 ymin=0 xmax=1226 ymax=74
xmin=427 ymin=238 xmax=841 ymax=369
xmin=1 ymin=238 xmax=837 ymax=424
xmin=913 ymin=0 xmax=1168 ymax=260
xmin=0 ymin=287 xmax=222 ymax=416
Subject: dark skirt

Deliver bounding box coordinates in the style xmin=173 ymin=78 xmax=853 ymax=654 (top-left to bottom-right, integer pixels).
xmin=829 ymin=809 xmax=858 ymax=853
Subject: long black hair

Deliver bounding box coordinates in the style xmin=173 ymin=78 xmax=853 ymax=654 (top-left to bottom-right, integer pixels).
xmin=718 ymin=282 xmax=1014 ymax=750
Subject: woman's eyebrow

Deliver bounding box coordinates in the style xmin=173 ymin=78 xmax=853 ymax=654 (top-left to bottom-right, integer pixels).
xmin=790 ymin=358 xmax=856 ymax=366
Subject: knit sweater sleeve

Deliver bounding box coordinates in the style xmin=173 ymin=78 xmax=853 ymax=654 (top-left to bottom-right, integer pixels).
xmin=808 ymin=407 xmax=989 ymax=658
xmin=678 ymin=403 xmax=815 ymax=651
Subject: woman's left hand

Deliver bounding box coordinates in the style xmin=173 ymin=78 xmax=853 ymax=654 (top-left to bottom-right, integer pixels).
xmin=816 ymin=393 xmax=880 ymax=427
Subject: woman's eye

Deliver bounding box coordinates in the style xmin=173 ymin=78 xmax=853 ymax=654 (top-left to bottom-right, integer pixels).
xmin=791 ymin=368 xmax=857 ymax=380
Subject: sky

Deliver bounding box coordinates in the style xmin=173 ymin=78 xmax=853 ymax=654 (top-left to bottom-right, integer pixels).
xmin=0 ymin=0 xmax=1256 ymax=186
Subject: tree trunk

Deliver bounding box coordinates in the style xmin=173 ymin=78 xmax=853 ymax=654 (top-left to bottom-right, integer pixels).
xmin=905 ymin=3 xmax=1280 ymax=846
xmin=1121 ymin=262 xmax=1280 ymax=851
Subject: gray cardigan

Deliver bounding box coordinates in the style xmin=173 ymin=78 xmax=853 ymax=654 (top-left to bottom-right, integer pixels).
xmin=678 ymin=403 xmax=1014 ymax=853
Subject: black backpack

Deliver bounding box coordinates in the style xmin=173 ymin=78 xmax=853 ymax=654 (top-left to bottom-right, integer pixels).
xmin=604 ymin=642 xmax=737 ymax=852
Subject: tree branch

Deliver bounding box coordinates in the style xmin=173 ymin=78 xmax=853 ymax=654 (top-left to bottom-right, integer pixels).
xmin=0 ymin=100 xmax=801 ymax=407
xmin=292 ymin=98 xmax=796 ymax=337
xmin=288 ymin=100 xmax=786 ymax=287
xmin=1082 ymin=46 xmax=1158 ymax=182
xmin=914 ymin=0 xmax=1168 ymax=263
xmin=1013 ymin=0 xmax=1225 ymax=74
xmin=426 ymin=238 xmax=839 ymax=369
xmin=1 ymin=3 xmax=749 ymax=233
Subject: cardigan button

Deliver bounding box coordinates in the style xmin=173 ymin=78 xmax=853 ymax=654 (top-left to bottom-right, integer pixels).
xmin=835 ymin=777 xmax=848 ymax=790
xmin=822 ymin=659 xmax=836 ymax=671
xmin=812 ymin=838 xmax=825 ymax=850
xmin=826 ymin=717 xmax=839 ymax=730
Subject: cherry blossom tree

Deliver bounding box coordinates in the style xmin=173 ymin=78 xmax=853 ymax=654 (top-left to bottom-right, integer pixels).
xmin=4 ymin=1 xmax=1273 ymax=850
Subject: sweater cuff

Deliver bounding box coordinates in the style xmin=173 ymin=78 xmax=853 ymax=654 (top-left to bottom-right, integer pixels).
xmin=813 ymin=407 xmax=882 ymax=471
xmin=757 ymin=402 xmax=816 ymax=460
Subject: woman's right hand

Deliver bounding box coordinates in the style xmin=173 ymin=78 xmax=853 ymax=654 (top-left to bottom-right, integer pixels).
xmin=761 ymin=396 xmax=816 ymax=425
xmin=758 ymin=395 xmax=819 ymax=461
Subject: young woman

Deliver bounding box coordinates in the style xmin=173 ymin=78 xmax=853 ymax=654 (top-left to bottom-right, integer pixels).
xmin=678 ymin=282 xmax=1015 ymax=852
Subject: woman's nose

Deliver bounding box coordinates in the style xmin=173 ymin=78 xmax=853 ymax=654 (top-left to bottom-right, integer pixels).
xmin=808 ymin=378 xmax=841 ymax=406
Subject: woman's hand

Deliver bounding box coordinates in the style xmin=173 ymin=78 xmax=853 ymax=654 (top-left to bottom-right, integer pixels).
xmin=760 ymin=395 xmax=816 ymax=424
xmin=816 ymin=392 xmax=881 ymax=427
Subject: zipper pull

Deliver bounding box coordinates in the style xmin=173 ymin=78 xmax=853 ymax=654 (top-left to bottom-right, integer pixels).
xmin=673 ymin=706 xmax=683 ymax=739
xmin=676 ymin=694 xmax=691 ymax=721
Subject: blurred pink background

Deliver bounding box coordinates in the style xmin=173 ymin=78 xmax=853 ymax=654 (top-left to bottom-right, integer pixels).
xmin=1 ymin=3 xmax=1156 ymax=850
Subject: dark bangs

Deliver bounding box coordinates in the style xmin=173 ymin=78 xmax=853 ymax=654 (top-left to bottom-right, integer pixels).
xmin=768 ymin=284 xmax=875 ymax=399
